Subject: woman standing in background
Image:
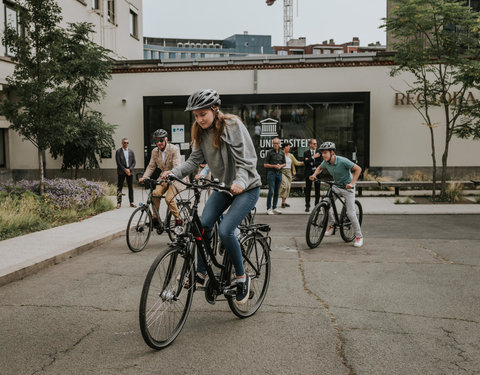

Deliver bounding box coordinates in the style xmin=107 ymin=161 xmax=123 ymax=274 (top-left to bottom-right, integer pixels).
xmin=279 ymin=141 xmax=303 ymax=209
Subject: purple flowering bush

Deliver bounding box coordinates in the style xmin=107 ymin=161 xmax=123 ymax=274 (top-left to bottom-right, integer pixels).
xmin=0 ymin=178 xmax=114 ymax=240
xmin=0 ymin=178 xmax=107 ymax=210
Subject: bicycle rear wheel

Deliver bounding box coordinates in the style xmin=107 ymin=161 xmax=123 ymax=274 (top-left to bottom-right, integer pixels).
xmin=340 ymin=200 xmax=363 ymax=242
xmin=126 ymin=206 xmax=152 ymax=253
xmin=228 ymin=233 xmax=271 ymax=318
xmin=305 ymin=202 xmax=328 ymax=248
xmin=139 ymin=247 xmax=194 ymax=350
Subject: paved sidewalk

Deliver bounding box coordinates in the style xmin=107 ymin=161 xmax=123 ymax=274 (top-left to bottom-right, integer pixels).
xmin=1 ymin=192 xmax=479 ymax=287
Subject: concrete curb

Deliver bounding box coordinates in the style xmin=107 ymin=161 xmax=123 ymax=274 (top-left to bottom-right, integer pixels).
xmin=0 ymin=230 xmax=124 ymax=288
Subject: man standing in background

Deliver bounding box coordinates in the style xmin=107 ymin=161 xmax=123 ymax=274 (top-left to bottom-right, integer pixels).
xmin=264 ymin=137 xmax=286 ymax=215
xmin=115 ymin=138 xmax=136 ymax=209
xmin=303 ymin=138 xmax=321 ymax=212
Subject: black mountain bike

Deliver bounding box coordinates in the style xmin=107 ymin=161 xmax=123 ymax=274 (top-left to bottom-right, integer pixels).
xmin=306 ymin=179 xmax=363 ymax=249
xmin=139 ymin=176 xmax=271 ymax=350
xmin=126 ymin=176 xmax=191 ymax=253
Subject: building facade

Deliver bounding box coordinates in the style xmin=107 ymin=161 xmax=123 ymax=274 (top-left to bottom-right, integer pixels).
xmin=89 ymin=53 xmax=478 ymax=183
xmin=144 ymin=33 xmax=274 ymax=60
xmin=0 ymin=0 xmax=143 ymax=181
xmin=274 ymin=37 xmax=386 ymax=56
xmin=2 ymin=2 xmax=479 ymax=184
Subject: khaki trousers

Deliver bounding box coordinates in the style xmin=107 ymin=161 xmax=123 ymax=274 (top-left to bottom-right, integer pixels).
xmin=152 ymin=183 xmax=180 ymax=220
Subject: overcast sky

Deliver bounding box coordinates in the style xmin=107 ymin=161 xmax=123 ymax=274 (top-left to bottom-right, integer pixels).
xmin=142 ymin=0 xmax=387 ymax=47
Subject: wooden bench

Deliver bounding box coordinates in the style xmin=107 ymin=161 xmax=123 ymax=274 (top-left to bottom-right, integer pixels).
xmin=290 ymin=180 xmax=379 ymax=196
xmin=378 ymin=180 xmax=475 ymax=196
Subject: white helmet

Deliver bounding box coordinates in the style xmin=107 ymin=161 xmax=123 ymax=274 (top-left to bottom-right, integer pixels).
xmin=319 ymin=141 xmax=336 ymax=151
xmin=185 ymin=89 xmax=221 ymax=111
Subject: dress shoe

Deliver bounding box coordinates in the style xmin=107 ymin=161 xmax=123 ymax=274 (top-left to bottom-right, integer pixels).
xmin=116 ymin=203 xmax=121 ymax=209
xmin=130 ymin=203 xmax=136 ymax=208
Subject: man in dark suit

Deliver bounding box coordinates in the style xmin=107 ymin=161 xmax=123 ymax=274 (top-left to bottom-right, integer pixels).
xmin=303 ymin=138 xmax=321 ymax=212
xmin=115 ymin=138 xmax=136 ymax=208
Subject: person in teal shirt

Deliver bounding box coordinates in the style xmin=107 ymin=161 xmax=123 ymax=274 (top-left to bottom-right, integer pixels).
xmin=310 ymin=141 xmax=364 ymax=247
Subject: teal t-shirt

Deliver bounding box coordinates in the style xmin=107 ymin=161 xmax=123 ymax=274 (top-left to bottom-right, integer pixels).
xmin=320 ymin=155 xmax=355 ymax=188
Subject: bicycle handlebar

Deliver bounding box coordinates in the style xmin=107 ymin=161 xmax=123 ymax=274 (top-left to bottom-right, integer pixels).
xmin=166 ymin=174 xmax=233 ymax=195
xmin=312 ymin=178 xmax=335 ymax=186
xmin=136 ymin=174 xmax=168 ymax=188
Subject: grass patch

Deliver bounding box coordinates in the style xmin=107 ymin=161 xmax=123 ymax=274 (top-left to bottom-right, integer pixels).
xmin=0 ymin=179 xmax=115 ymax=241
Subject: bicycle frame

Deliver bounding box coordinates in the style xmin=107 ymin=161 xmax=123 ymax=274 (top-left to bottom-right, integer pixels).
xmin=320 ymin=181 xmax=348 ymax=225
xmin=186 ymin=186 xmax=227 ymax=293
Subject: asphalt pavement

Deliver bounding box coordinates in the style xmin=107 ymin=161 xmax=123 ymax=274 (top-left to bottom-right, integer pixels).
xmin=1 ymin=187 xmax=480 ymax=287
xmin=1 ymin=214 xmax=479 ymax=375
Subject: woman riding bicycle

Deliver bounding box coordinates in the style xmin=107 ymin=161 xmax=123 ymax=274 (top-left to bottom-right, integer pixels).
xmin=310 ymin=141 xmax=364 ymax=247
xmin=161 ymin=89 xmax=261 ymax=304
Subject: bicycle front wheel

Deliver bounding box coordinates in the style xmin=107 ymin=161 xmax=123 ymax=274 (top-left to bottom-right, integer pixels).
xmin=305 ymin=202 xmax=329 ymax=248
xmin=228 ymin=233 xmax=271 ymax=318
xmin=340 ymin=200 xmax=363 ymax=242
xmin=139 ymin=247 xmax=194 ymax=350
xmin=126 ymin=206 xmax=152 ymax=253
xmin=165 ymin=203 xmax=192 ymax=242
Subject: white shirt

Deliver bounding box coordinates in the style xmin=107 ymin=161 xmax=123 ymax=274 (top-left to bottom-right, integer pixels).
xmin=161 ymin=149 xmax=166 ymax=163
xmin=123 ymin=148 xmax=129 ymax=166
xmin=283 ymin=155 xmax=292 ymax=169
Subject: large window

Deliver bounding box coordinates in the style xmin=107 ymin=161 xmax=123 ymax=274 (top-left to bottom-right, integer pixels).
xmin=92 ymin=0 xmax=100 ymax=11
xmin=144 ymin=93 xmax=370 ymax=183
xmin=107 ymin=0 xmax=115 ymax=24
xmin=4 ymin=3 xmax=20 ymax=56
xmin=129 ymin=9 xmax=138 ymax=38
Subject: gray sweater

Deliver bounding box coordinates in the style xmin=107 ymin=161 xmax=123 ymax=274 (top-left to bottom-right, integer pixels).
xmin=172 ymin=117 xmax=261 ymax=191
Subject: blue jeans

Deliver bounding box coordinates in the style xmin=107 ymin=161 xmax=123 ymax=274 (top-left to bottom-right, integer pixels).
xmin=267 ymin=171 xmax=282 ymax=210
xmin=197 ymin=186 xmax=260 ymax=277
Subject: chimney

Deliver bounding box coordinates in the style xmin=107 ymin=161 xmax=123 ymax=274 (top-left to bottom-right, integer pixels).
xmin=352 ymin=37 xmax=360 ymax=46
xmin=329 ymin=39 xmax=334 ymax=44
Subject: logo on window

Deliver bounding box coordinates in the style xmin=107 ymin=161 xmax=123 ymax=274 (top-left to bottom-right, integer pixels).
xmin=259 ymin=118 xmax=278 ymax=137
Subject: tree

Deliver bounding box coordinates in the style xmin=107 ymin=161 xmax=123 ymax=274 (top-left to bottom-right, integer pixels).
xmin=383 ymin=0 xmax=480 ymax=199
xmin=49 ymin=22 xmax=116 ymax=178
xmin=51 ymin=112 xmax=116 ymax=178
xmin=1 ymin=0 xmax=75 ymax=194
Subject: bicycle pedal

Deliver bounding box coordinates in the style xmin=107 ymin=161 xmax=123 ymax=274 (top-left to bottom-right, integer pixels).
xmin=223 ymin=286 xmax=236 ymax=297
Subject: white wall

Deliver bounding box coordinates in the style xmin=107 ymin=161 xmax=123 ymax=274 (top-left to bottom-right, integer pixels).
xmin=4 ymin=60 xmax=480 ymax=173
xmin=96 ymin=65 xmax=480 ymax=171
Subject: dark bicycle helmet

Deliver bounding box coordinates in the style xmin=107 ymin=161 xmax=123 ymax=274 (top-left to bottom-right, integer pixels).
xmin=319 ymin=141 xmax=336 ymax=151
xmin=153 ymin=129 xmax=168 ymax=139
xmin=185 ymin=89 xmax=221 ymax=111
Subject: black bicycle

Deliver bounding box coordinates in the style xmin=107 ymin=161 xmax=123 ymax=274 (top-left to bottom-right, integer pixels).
xmin=126 ymin=176 xmax=191 ymax=253
xmin=210 ymin=206 xmax=256 ymax=263
xmin=139 ymin=176 xmax=271 ymax=350
xmin=306 ymin=179 xmax=363 ymax=248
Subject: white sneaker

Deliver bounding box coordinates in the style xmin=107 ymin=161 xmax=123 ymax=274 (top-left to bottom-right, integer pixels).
xmin=324 ymin=225 xmax=334 ymax=236
xmin=267 ymin=209 xmax=274 ymax=215
xmin=353 ymin=237 xmax=364 ymax=247
xmin=273 ymin=208 xmax=282 ymax=214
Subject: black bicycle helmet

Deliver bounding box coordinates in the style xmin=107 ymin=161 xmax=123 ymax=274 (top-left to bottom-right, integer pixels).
xmin=185 ymin=89 xmax=221 ymax=111
xmin=153 ymin=129 xmax=168 ymax=139
xmin=319 ymin=141 xmax=336 ymax=151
